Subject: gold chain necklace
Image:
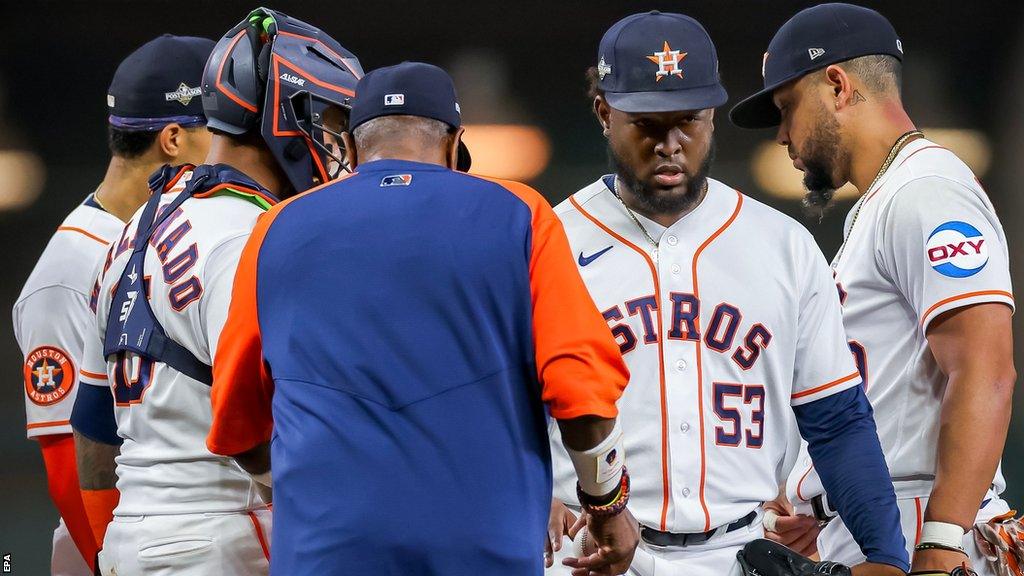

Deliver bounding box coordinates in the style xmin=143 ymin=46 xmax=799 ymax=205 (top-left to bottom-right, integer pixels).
xmin=611 ymin=176 xmax=708 ymax=261
xmin=834 ymin=130 xmax=924 ymax=263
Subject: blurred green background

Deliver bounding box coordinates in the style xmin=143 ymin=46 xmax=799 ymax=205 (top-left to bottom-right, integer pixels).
xmin=2 ymin=0 xmax=1022 ymax=571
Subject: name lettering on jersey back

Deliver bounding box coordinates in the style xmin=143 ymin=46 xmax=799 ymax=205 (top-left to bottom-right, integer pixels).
xmin=603 ymin=292 xmax=773 ymax=369
xmin=107 ymin=205 xmax=204 ymax=312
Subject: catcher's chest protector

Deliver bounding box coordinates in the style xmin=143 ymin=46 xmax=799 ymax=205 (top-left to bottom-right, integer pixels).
xmin=103 ymin=164 xmax=276 ymax=385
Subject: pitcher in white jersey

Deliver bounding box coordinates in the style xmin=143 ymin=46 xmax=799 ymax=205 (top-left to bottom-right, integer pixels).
xmin=72 ymin=9 xmax=363 ymax=576
xmin=14 ymin=35 xmax=213 ymax=576
xmin=731 ymin=4 xmax=1017 ymax=576
xmin=548 ymin=11 xmax=908 ymax=576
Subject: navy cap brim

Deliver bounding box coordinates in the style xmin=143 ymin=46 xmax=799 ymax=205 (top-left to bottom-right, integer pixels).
xmin=605 ymin=83 xmax=728 ymax=113
xmin=728 ymin=82 xmax=785 ymax=129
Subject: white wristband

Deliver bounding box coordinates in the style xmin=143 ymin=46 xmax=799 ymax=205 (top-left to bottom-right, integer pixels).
xmin=566 ymin=419 xmax=625 ymax=497
xmin=919 ymin=521 xmax=966 ymax=550
xmin=251 ymin=470 xmax=272 ymax=488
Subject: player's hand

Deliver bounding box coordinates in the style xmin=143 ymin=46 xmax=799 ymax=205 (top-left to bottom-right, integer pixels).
xmin=562 ymin=507 xmax=639 ymax=575
xmin=910 ymin=547 xmax=972 ymax=573
xmin=546 ymin=499 xmax=579 ymax=567
xmin=850 ymin=561 xmax=908 ymax=575
xmin=764 ymin=512 xmax=821 ymax=556
xmin=763 ymin=494 xmax=821 ymax=557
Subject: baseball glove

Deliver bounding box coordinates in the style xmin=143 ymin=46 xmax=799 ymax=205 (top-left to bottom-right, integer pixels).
xmin=737 ymin=539 xmax=851 ymax=575
xmin=973 ymin=510 xmax=1024 ymax=576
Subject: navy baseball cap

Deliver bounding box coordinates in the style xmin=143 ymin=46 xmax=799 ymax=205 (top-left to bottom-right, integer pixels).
xmin=107 ymin=34 xmax=215 ymax=131
xmin=730 ymin=3 xmax=903 ymax=129
xmin=597 ymin=11 xmax=728 ymax=113
xmin=349 ymin=61 xmax=471 ymax=170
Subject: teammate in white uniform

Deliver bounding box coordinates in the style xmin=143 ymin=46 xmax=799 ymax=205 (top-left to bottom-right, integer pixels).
xmin=731 ymin=4 xmax=1016 ymax=575
xmin=14 ymin=35 xmax=213 ymax=575
xmin=71 ymin=9 xmax=363 ymax=575
xmin=548 ymin=12 xmax=908 ymax=576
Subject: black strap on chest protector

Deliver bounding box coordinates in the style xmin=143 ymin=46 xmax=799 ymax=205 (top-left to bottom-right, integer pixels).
xmin=103 ymin=165 xmax=212 ymax=384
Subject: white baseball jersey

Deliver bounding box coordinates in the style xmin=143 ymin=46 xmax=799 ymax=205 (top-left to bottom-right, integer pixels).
xmin=787 ymin=137 xmax=1013 ymax=509
xmin=80 ymin=169 xmax=268 ymax=516
xmin=549 ymin=176 xmax=859 ymax=534
xmin=14 ymin=196 xmax=123 ymax=438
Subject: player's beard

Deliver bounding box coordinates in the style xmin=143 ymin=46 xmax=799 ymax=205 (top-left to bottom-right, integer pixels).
xmin=799 ymin=102 xmax=848 ymax=219
xmin=608 ymin=136 xmax=716 ymax=217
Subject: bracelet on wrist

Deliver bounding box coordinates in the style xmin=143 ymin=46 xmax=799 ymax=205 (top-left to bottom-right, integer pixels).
xmin=914 ymin=542 xmax=968 ymax=555
xmin=577 ymin=467 xmax=630 ymax=517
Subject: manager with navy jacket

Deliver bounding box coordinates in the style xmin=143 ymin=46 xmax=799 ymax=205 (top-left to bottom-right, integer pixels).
xmin=207 ymin=62 xmax=640 ymax=575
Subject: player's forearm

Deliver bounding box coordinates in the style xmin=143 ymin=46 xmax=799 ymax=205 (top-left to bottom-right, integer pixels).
xmin=557 ymin=416 xmax=626 ymax=501
xmin=794 ymin=387 xmax=909 ymax=572
xmin=557 ymin=415 xmax=616 ymax=451
xmin=927 ymin=365 xmax=1014 ymax=529
xmin=73 ymin=431 xmax=119 ymax=490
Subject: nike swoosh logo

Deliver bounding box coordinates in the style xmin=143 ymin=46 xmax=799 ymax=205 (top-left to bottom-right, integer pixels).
xmin=578 ymin=246 xmax=614 ymax=267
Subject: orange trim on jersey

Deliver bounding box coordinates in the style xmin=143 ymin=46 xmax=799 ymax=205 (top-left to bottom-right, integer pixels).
xmin=569 ymin=193 xmax=673 ymax=530
xmin=791 ymin=371 xmax=860 ymax=400
xmin=795 ymin=464 xmax=815 ymax=502
xmin=216 ymin=31 xmax=259 ymax=113
xmin=248 ymin=510 xmax=271 ymax=561
xmin=691 ymin=190 xmax=744 ymax=531
xmin=863 ymin=145 xmax=948 ymax=204
xmin=477 ymin=176 xmax=626 ymax=421
xmin=895 ymin=145 xmax=948 ymax=171
xmin=80 ymin=369 xmax=108 ymax=380
xmin=27 ymin=419 xmax=71 ymax=430
xmin=913 ymin=497 xmax=923 ymax=545
xmin=920 ymin=290 xmax=1014 ymax=328
xmin=56 ymin=227 xmax=110 ymax=245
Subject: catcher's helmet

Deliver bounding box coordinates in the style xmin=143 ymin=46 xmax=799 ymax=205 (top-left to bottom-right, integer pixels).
xmin=201 ymin=7 xmax=363 ymax=192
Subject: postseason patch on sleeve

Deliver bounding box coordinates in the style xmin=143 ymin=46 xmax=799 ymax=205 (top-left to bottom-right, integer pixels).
xmin=926 ymin=220 xmax=988 ymax=278
xmin=24 ymin=346 xmax=76 ymax=406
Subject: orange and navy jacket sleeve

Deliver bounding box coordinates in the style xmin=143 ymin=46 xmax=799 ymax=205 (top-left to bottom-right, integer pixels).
xmin=485 ymin=177 xmax=629 ymax=420
xmin=206 ymin=211 xmax=276 ymax=457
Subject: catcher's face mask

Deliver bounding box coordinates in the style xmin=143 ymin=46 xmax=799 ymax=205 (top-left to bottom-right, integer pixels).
xmin=256 ymin=9 xmax=363 ymax=191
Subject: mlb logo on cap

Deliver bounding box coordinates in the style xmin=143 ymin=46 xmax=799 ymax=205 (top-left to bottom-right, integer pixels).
xmin=384 ymin=94 xmax=405 ymax=106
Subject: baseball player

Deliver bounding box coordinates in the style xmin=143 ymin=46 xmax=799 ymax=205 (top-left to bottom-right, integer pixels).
xmin=13 ymin=35 xmax=213 ymax=575
xmin=546 ymin=12 xmax=909 ymax=576
xmin=206 ymin=61 xmax=638 ymax=576
xmin=70 ymin=9 xmax=361 ymax=575
xmin=730 ymin=4 xmax=1016 ymax=575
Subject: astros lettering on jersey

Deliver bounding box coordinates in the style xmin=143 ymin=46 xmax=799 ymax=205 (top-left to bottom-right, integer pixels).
xmin=550 ymin=176 xmax=859 ymax=534
xmin=787 ymin=138 xmax=1014 ymax=556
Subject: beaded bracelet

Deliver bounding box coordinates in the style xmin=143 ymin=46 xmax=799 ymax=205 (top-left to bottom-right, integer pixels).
xmin=577 ymin=467 xmax=630 ymax=517
xmin=914 ymin=542 xmax=968 ymax=555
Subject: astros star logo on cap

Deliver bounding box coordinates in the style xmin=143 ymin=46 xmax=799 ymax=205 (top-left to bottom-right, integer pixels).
xmin=646 ymin=41 xmax=686 ymax=81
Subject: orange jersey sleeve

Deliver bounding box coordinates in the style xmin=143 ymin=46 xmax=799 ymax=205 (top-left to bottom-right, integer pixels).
xmin=39 ymin=434 xmax=97 ymax=569
xmin=206 ymin=211 xmax=276 ymax=457
xmin=482 ymin=177 xmax=629 ymax=420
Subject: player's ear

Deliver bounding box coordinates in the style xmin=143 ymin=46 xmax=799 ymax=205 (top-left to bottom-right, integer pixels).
xmin=341 ymin=131 xmax=358 ymax=170
xmin=824 ymin=65 xmax=855 ymax=111
xmin=158 ymin=123 xmax=183 ymax=159
xmin=446 ymin=127 xmax=465 ymax=170
xmin=594 ymin=95 xmax=612 ymax=136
